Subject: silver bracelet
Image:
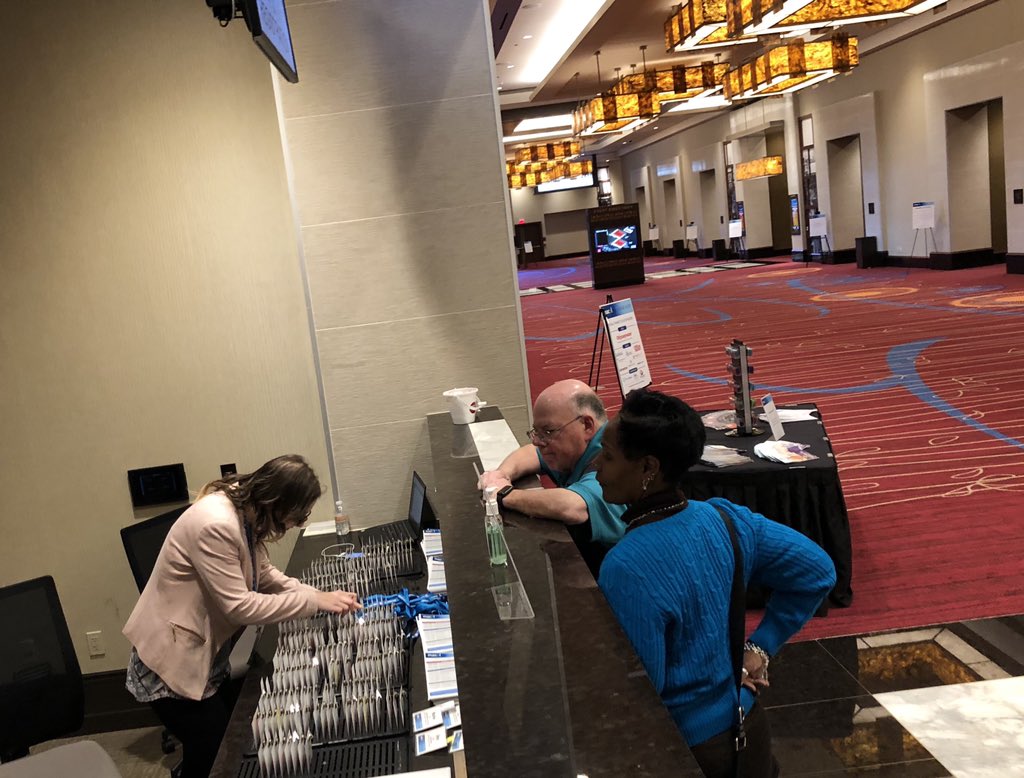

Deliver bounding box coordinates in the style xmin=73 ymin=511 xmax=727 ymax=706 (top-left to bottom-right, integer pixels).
xmin=743 ymin=641 xmax=770 ymax=673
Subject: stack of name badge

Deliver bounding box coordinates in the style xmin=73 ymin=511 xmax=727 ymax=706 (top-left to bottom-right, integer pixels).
xmin=421 ymin=529 xmax=445 ymax=594
xmin=249 ymin=545 xmax=417 ymax=777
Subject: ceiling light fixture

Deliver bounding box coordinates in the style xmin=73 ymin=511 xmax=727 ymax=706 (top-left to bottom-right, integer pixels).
xmin=735 ymin=155 xmax=784 ymax=180
xmin=514 ymin=139 xmax=582 ymax=167
xmin=573 ymin=50 xmax=661 ymax=136
xmin=725 ymin=0 xmax=948 ymax=37
xmin=513 ymin=114 xmax=575 ymax=133
xmin=664 ymin=0 xmax=755 ymax=52
xmin=724 ymin=34 xmax=859 ymax=100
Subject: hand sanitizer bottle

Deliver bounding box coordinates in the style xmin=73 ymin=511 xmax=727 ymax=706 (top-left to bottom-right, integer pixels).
xmin=483 ymin=486 xmax=507 ymax=566
xmin=334 ymin=499 xmax=351 ymax=538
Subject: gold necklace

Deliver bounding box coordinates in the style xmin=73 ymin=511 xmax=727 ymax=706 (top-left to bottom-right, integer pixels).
xmin=626 ymin=500 xmax=688 ymax=530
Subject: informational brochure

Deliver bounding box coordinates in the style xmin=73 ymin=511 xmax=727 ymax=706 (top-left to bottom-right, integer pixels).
xmin=754 ymin=440 xmax=818 ymax=463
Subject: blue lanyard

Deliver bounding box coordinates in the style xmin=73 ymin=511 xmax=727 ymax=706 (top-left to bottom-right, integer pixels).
xmin=362 ymin=588 xmax=449 ymax=626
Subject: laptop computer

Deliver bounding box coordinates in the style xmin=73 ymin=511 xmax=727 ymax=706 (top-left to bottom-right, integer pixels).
xmin=360 ymin=471 xmax=438 ymax=545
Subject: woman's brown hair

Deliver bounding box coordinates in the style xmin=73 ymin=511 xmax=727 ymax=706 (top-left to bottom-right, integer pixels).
xmin=199 ymin=454 xmax=322 ymax=543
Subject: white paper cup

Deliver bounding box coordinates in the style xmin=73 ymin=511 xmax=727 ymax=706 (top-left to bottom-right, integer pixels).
xmin=443 ymin=387 xmax=487 ymax=424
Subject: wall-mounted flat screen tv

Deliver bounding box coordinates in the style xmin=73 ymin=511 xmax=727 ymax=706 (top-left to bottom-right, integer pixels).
xmin=245 ymin=0 xmax=298 ymax=83
xmin=593 ymin=225 xmax=639 ymax=253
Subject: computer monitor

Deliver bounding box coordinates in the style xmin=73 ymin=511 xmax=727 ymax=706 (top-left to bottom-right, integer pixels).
xmin=120 ymin=506 xmax=189 ymax=593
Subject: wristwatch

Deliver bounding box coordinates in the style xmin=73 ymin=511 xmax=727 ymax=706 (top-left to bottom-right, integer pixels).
xmin=496 ymin=485 xmax=515 ymax=511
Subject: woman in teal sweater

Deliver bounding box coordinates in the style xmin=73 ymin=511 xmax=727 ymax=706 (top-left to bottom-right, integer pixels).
xmin=596 ymin=389 xmax=836 ymax=778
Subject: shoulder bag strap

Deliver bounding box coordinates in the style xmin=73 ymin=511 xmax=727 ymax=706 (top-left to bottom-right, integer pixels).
xmin=715 ymin=503 xmax=748 ymax=774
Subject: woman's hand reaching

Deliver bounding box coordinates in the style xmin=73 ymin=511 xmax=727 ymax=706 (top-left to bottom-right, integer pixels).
xmin=316 ymin=590 xmax=362 ymax=614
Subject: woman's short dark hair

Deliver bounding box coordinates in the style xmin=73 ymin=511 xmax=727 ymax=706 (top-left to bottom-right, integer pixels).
xmin=203 ymin=454 xmax=322 ymax=543
xmin=617 ymin=388 xmax=706 ymax=485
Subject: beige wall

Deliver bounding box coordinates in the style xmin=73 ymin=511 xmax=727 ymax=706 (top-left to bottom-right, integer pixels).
xmin=278 ymin=0 xmax=530 ymax=526
xmin=0 ymin=2 xmax=331 ymax=671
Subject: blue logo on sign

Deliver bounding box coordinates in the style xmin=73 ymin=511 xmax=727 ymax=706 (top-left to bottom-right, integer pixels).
xmin=622 ymin=342 xmax=631 ymax=349
xmin=629 ymin=368 xmax=638 ymax=374
xmin=617 ymin=326 xmax=627 ymax=332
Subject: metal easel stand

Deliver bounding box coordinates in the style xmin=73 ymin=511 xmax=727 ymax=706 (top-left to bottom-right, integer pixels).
xmin=587 ymin=294 xmax=614 ymax=391
xmin=729 ymin=236 xmax=747 ymax=260
xmin=910 ymin=227 xmax=936 ymax=259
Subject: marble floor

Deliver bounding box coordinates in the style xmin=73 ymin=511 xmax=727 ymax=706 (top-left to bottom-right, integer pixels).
xmin=764 ymin=615 xmax=1024 ymax=776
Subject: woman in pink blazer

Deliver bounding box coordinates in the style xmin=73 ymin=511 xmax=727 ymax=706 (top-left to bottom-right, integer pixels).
xmin=123 ymin=454 xmax=359 ymax=778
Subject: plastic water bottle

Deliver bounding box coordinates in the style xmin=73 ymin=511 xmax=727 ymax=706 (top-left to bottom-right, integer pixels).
xmin=483 ymin=487 xmax=507 ymax=566
xmin=334 ymin=499 xmax=351 ymax=538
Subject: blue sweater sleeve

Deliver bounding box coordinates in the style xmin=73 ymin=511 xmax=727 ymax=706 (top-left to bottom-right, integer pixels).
xmin=714 ymin=500 xmax=837 ymax=656
xmin=598 ymin=553 xmax=669 ymax=693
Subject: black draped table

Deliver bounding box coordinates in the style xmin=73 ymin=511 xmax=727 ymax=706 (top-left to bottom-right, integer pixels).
xmin=681 ymin=403 xmax=853 ymax=607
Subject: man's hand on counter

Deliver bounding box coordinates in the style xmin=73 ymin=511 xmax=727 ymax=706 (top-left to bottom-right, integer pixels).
xmin=478 ymin=469 xmax=512 ymax=490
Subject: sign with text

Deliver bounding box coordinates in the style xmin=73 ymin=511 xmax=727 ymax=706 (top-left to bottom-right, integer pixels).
xmin=809 ymin=214 xmax=828 ymax=238
xmin=600 ymin=298 xmax=652 ymax=396
xmin=912 ymin=202 xmax=936 ymax=230
xmin=588 ymin=203 xmax=646 ymax=289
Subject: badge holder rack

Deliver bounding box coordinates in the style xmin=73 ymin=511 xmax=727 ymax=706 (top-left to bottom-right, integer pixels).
xmin=725 ymin=339 xmax=762 ymax=437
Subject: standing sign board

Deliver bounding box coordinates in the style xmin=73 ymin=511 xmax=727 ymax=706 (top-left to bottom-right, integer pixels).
xmin=809 ymin=215 xmax=828 ymax=238
xmin=912 ymin=202 xmax=936 ymax=230
xmin=587 ymin=203 xmax=646 ymax=289
xmin=599 ymin=298 xmax=652 ymax=395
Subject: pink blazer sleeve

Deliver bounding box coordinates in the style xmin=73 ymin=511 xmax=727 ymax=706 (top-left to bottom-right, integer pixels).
xmin=256 ymin=547 xmax=319 ymax=597
xmin=192 ymin=521 xmax=319 ymax=626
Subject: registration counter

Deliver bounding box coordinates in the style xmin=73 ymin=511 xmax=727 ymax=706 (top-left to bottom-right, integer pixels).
xmin=211 ymin=407 xmax=701 ymax=778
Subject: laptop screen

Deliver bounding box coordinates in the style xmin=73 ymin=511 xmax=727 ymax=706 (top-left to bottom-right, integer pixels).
xmin=408 ymin=472 xmax=428 ymax=536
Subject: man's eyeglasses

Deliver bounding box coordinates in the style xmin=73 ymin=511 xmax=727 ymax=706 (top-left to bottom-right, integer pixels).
xmin=527 ymin=415 xmax=583 ymax=445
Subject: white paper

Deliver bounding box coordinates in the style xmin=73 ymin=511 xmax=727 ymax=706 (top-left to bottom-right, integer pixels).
xmin=912 ymin=202 xmax=935 ymax=230
xmin=523 ymin=240 xmax=534 ymax=253
xmin=759 ymin=408 xmax=818 ymax=423
xmin=649 ymin=227 xmax=660 ymax=241
xmin=417 ymin=615 xmax=454 ymax=654
xmin=421 ymin=529 xmax=443 ymax=556
xmin=413 ymin=706 xmax=445 ymax=732
xmin=685 ymin=223 xmax=699 ymax=240
xmin=728 ymin=219 xmax=743 ymax=239
xmin=760 ymin=394 xmax=785 ymax=440
xmin=426 ymin=556 xmax=447 ymax=593
xmin=809 ymin=215 xmax=828 ymax=238
xmin=468 ymin=419 xmax=522 ymax=472
xmin=414 ymin=725 xmax=449 ymax=756
xmin=377 ymin=771 xmax=451 ymax=778
xmin=424 ymin=655 xmax=459 ymax=700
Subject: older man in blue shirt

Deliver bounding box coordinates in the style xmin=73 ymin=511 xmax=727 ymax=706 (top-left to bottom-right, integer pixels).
xmin=479 ymin=379 xmax=626 ymax=576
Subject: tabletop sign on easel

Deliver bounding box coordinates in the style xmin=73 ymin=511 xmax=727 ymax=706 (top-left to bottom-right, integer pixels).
xmin=600 ymin=298 xmax=652 ymax=395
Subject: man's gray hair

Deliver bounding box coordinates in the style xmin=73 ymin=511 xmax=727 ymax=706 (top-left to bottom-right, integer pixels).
xmin=573 ymin=390 xmax=607 ymax=423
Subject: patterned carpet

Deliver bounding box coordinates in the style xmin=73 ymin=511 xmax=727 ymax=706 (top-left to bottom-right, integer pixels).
xmin=520 ymin=259 xmax=1024 ymax=639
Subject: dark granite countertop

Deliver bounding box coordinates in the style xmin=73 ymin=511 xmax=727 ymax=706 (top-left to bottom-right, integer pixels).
xmin=427 ymin=407 xmax=702 ymax=777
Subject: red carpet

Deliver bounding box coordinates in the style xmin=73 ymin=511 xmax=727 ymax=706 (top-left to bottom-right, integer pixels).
xmin=520 ymin=259 xmax=1024 ymax=639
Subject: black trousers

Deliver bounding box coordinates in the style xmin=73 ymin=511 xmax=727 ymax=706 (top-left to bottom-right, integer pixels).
xmin=689 ymin=703 xmax=780 ymax=778
xmin=150 ymin=679 xmax=242 ymax=778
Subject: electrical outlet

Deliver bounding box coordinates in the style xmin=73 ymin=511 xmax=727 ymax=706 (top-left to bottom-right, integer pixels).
xmin=86 ymin=630 xmax=106 ymax=657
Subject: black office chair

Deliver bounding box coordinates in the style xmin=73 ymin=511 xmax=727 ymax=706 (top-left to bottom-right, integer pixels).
xmin=0 ymin=576 xmax=121 ymax=776
xmin=120 ymin=506 xmax=189 ymax=758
